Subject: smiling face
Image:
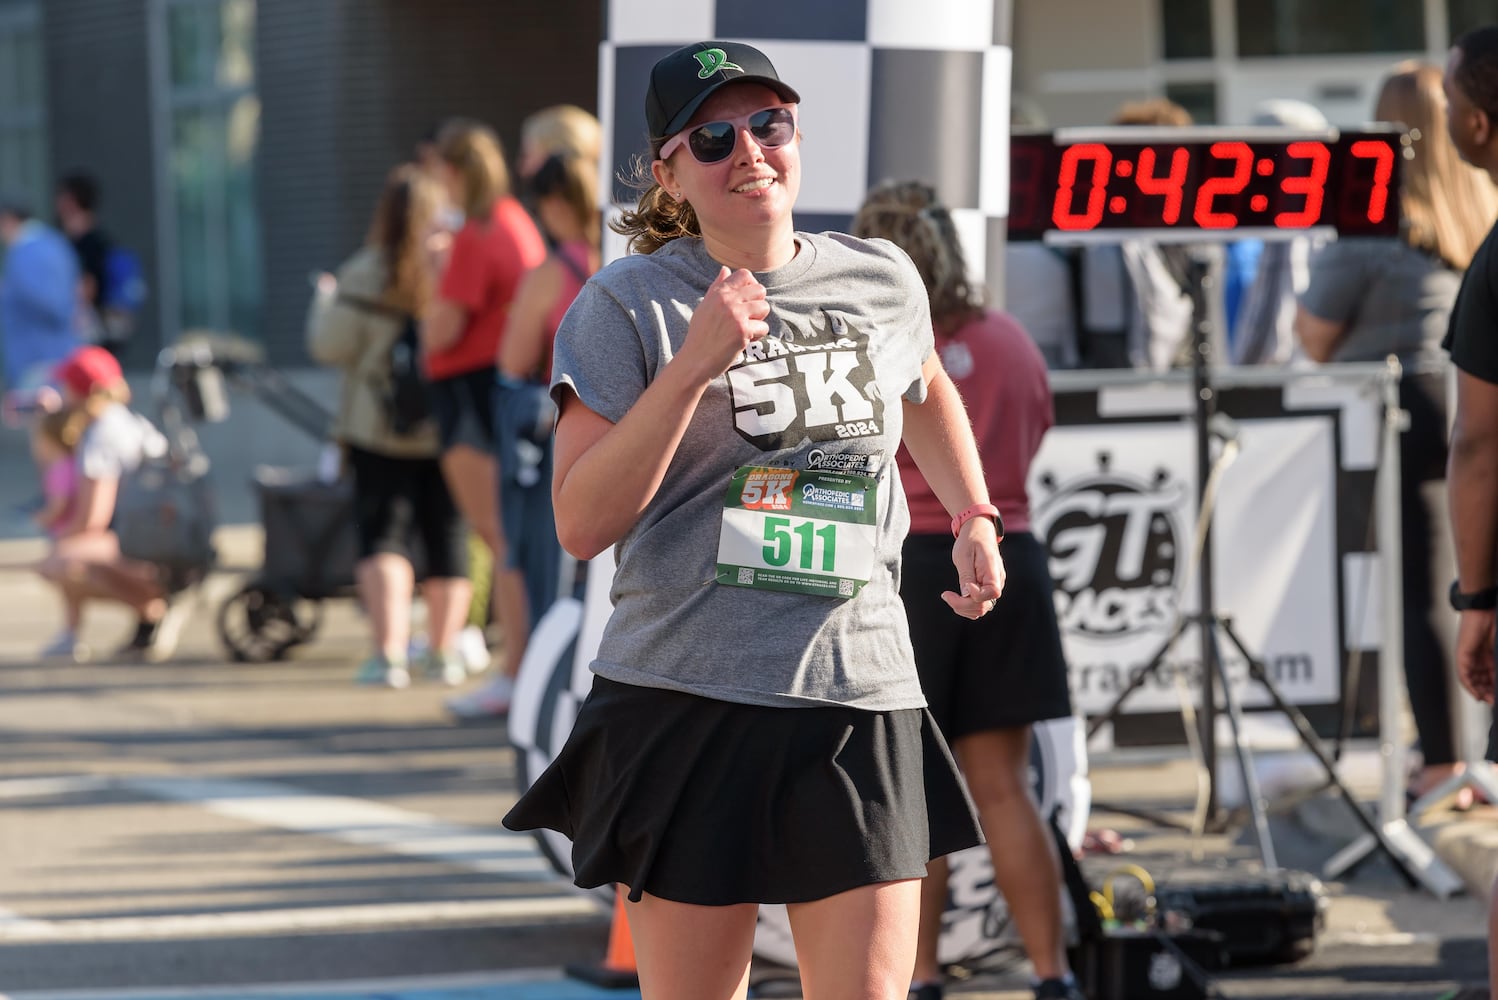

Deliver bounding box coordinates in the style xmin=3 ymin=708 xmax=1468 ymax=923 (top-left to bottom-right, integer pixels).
xmin=651 ymin=82 xmax=801 ymax=267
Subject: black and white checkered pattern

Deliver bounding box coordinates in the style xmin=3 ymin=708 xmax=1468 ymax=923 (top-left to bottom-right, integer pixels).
xmin=597 ymin=0 xmax=1014 ymax=290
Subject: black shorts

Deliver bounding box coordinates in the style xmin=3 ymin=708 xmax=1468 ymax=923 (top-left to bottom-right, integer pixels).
xmin=346 ymin=445 xmax=469 ymax=579
xmin=428 ymin=368 xmax=497 ymax=452
xmin=503 ymin=677 xmax=983 ymax=905
xmin=900 ymin=531 xmax=1073 ymax=740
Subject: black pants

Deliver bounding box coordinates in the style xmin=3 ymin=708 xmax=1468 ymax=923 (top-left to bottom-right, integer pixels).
xmin=1400 ymin=372 xmax=1464 ymax=766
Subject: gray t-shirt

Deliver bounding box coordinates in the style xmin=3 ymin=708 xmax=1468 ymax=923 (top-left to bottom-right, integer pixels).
xmin=1299 ymin=237 xmax=1460 ymax=365
xmin=551 ymin=232 xmax=935 ymax=710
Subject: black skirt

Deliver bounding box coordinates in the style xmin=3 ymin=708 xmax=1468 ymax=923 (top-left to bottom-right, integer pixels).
xmin=503 ymin=676 xmax=983 ymax=905
xmin=901 ymin=531 xmax=1074 ymax=739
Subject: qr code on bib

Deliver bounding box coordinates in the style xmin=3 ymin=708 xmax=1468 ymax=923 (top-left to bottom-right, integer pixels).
xmin=838 ymin=579 xmax=854 ymax=597
xmin=738 ymin=568 xmax=755 ymax=585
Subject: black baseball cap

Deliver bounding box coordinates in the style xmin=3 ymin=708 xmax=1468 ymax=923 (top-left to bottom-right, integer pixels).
xmin=645 ymin=41 xmax=801 ymax=141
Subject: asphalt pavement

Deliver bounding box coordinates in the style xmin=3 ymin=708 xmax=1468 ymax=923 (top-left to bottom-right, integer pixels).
xmin=0 ymin=520 xmax=1488 ymax=1000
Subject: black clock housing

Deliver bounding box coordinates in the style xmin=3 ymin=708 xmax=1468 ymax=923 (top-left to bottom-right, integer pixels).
xmin=1009 ymin=127 xmax=1404 ymax=242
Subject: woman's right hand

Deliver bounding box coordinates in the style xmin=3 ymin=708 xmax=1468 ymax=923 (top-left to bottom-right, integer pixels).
xmin=677 ymin=266 xmax=770 ymax=382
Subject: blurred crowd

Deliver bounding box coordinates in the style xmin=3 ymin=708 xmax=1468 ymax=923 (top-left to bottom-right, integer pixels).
xmin=306 ymin=105 xmax=603 ymax=718
xmin=0 ymin=53 xmax=1492 ymax=791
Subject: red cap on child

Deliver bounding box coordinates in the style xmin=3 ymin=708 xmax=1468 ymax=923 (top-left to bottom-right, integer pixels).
xmin=53 ymin=346 xmax=124 ymax=398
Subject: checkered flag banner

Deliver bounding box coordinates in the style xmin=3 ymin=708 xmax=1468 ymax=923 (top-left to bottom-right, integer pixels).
xmin=598 ymin=0 xmax=1014 ymax=294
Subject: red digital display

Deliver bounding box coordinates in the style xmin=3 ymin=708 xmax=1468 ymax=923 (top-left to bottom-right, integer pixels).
xmin=1008 ymin=129 xmax=1403 ymax=241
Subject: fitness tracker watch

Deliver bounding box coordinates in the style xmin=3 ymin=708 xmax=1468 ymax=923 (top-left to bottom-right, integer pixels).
xmin=1449 ymin=580 xmax=1498 ymax=612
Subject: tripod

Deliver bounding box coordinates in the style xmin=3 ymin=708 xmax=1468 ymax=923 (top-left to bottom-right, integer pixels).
xmin=1083 ymin=246 xmax=1440 ymax=891
xmin=1321 ymin=361 xmax=1479 ymax=895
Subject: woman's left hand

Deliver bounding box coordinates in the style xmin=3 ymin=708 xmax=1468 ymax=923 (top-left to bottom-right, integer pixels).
xmin=424 ymin=230 xmax=453 ymax=276
xmin=942 ymin=518 xmax=1005 ymax=620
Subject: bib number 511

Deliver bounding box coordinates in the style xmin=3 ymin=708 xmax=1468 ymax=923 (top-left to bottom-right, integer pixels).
xmin=763 ymin=515 xmax=837 ymax=571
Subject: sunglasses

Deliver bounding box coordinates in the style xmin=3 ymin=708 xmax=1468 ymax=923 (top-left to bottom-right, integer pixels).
xmin=659 ymin=106 xmax=799 ymax=164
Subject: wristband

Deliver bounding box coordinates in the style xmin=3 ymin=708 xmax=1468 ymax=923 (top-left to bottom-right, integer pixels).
xmin=1450 ymin=580 xmax=1498 ymax=611
xmin=952 ymin=502 xmax=1003 ymax=540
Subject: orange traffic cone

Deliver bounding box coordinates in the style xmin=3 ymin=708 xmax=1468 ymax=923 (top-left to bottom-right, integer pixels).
xmin=566 ymin=885 xmax=639 ymax=988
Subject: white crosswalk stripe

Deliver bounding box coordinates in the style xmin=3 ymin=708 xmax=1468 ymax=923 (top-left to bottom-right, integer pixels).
xmin=0 ymin=773 xmax=600 ymax=942
xmin=122 ymin=776 xmax=559 ymax=880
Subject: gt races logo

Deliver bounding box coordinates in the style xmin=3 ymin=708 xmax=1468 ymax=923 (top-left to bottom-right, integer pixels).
xmin=1033 ymin=460 xmax=1183 ymax=642
xmin=727 ymin=311 xmax=884 ymax=451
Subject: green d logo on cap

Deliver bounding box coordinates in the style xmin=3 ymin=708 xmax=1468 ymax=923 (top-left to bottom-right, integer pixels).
xmin=694 ymin=47 xmax=743 ymax=79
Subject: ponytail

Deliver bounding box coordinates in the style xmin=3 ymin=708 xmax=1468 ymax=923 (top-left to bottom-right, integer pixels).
xmin=610 ymin=152 xmax=701 ymax=255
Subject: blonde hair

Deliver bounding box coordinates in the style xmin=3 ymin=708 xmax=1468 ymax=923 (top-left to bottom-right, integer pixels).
xmin=1376 ymin=62 xmax=1498 ymax=269
xmin=852 ymin=180 xmax=982 ymax=332
xmin=366 ymin=164 xmax=444 ymax=312
xmin=521 ymin=105 xmax=602 ymax=167
xmin=437 ymin=119 xmax=512 ymax=222
xmin=59 ymin=382 xmax=130 ymax=451
xmin=35 ymin=407 xmax=78 ymax=453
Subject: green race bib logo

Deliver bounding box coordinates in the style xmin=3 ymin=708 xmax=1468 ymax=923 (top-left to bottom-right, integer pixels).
xmin=694 ymin=48 xmax=743 ymax=79
xmin=716 ymin=465 xmax=878 ymax=599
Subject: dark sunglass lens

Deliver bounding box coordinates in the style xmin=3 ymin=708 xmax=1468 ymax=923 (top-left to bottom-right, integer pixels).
xmin=688 ymin=121 xmax=737 ymax=162
xmin=749 ymin=108 xmax=795 ymax=147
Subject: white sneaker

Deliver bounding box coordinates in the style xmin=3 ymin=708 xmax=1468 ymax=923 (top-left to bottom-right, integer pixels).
xmin=143 ymin=595 xmax=192 ymax=663
xmin=355 ymin=654 xmax=411 ymax=689
xmin=423 ymin=649 xmax=468 ymax=687
xmin=459 ymin=625 xmax=491 ymax=675
xmin=446 ymin=675 xmax=514 ymax=719
xmin=39 ymin=631 xmax=88 ymax=663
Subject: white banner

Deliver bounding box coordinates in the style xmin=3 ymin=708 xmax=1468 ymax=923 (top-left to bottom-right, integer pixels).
xmin=1032 ymin=416 xmax=1341 ymax=716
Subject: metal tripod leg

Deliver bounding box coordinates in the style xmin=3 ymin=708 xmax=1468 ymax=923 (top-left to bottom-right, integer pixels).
xmin=1323 ymin=819 xmax=1464 ymax=896
xmin=1326 ymin=762 xmax=1496 ymax=896
xmin=1215 ymin=618 xmax=1440 ymax=891
xmin=1207 ymin=623 xmax=1278 ymax=869
xmin=1408 ymin=762 xmax=1498 ymax=817
xmin=1086 ymin=618 xmax=1189 ymax=741
xmin=1087 ymin=617 xmax=1205 ymax=832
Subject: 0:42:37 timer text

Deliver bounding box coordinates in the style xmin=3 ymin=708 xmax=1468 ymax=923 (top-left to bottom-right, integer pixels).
xmin=1007 ymin=130 xmax=1405 ymax=241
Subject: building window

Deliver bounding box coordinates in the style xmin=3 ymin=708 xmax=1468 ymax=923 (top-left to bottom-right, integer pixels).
xmin=161 ymin=0 xmax=260 ymax=340
xmin=1165 ymin=81 xmax=1218 ymax=124
xmin=1162 ymin=0 xmax=1213 ymax=60
xmin=1236 ymin=0 xmax=1424 ymax=57
xmin=0 ymin=3 xmax=48 ymax=221
xmin=1449 ymin=0 xmax=1498 ymax=41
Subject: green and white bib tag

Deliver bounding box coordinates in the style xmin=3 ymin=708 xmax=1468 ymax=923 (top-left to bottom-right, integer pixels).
xmin=715 ymin=465 xmax=878 ymax=599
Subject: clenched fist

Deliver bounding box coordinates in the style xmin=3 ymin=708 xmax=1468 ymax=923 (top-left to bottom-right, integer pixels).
xmin=679 ymin=266 xmax=772 ymax=381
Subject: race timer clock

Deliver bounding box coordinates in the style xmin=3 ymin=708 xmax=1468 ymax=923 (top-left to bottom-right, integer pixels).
xmin=1009 ymin=127 xmax=1406 ymax=242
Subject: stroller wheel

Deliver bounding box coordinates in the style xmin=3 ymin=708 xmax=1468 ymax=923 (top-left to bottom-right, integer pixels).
xmin=217 ymin=583 xmax=322 ymax=662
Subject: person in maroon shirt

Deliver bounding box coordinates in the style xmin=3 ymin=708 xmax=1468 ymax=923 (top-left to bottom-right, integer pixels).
xmin=854 ymin=181 xmax=1081 ymax=1000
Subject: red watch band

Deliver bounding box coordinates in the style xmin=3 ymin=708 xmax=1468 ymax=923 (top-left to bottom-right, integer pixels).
xmin=952 ymin=502 xmax=1003 ymax=539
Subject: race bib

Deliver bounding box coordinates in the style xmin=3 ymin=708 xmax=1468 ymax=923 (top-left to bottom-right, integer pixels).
xmin=715 ymin=465 xmax=878 ymax=599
